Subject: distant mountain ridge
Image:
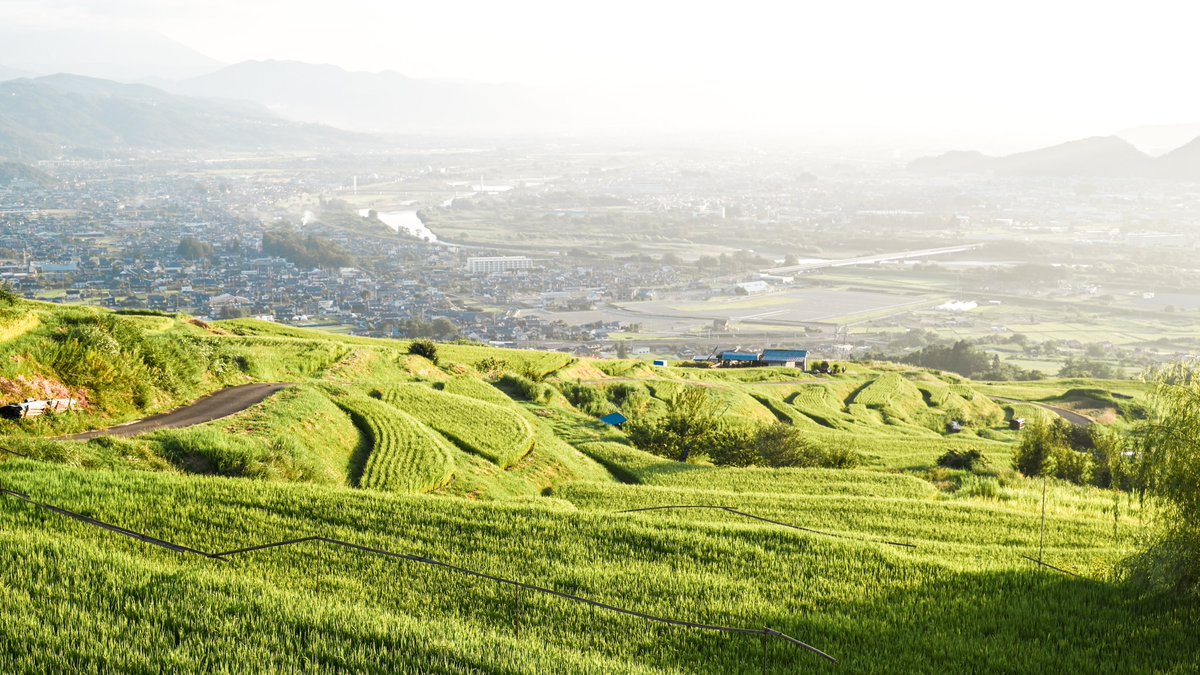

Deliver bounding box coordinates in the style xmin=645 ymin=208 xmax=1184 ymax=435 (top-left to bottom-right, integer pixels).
xmin=909 ymin=135 xmax=1200 ymax=179
xmin=1116 ymin=123 xmax=1200 ymax=155
xmin=0 ymin=64 xmax=33 ymax=82
xmin=165 ymin=60 xmax=564 ymax=134
xmin=1155 ymin=137 xmax=1200 ymax=180
xmin=0 ymin=74 xmax=368 ymax=160
xmin=0 ymin=28 xmax=221 ymax=81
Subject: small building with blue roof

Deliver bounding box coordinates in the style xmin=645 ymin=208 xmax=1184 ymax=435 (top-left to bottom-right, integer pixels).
xmin=719 ymin=351 xmax=761 ymax=366
xmin=760 ymin=349 xmax=808 ymax=370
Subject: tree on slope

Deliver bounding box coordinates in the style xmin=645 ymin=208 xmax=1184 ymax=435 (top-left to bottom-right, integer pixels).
xmin=1127 ymin=363 xmax=1200 ymax=595
xmin=625 ymin=387 xmax=720 ymax=462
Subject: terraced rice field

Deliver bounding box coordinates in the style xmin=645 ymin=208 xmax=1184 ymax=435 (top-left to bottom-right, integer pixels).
xmin=380 ymin=384 xmax=536 ymax=468
xmin=340 ymin=395 xmax=456 ymax=494
xmin=0 ymin=458 xmax=1190 ymax=674
xmin=1 ymin=304 xmax=1189 ymax=673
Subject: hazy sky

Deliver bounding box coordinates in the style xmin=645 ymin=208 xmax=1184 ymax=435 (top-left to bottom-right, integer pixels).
xmin=4 ymin=0 xmax=1200 ymax=147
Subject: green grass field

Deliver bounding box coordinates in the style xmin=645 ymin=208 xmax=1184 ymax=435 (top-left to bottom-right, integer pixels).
xmin=0 ymin=299 xmax=1193 ymax=673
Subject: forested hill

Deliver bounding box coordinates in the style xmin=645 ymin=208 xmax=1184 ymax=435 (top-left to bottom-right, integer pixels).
xmin=909 ymin=134 xmax=1200 ymax=179
xmin=0 ymin=74 xmax=367 ymax=160
xmin=0 ymin=160 xmax=55 ymax=187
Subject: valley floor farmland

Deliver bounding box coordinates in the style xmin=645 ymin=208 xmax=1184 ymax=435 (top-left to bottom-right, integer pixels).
xmin=0 ymin=303 xmax=1195 ymax=673
xmin=615 ymin=286 xmax=935 ymax=326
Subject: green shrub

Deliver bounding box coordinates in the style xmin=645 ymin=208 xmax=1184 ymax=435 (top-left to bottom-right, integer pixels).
xmin=408 ymin=339 xmax=439 ymax=365
xmin=606 ymin=382 xmax=651 ymax=415
xmin=958 ymin=475 xmax=1002 ymax=499
xmin=1012 ymin=418 xmax=1096 ymax=485
xmin=1125 ymin=364 xmax=1200 ymax=595
xmin=0 ymin=282 xmax=17 ymax=305
xmin=498 ymin=373 xmax=551 ymax=403
xmin=556 ymin=381 xmax=611 ymax=416
xmin=475 ymin=356 xmax=509 ymax=379
xmin=625 ymin=387 xmax=720 ymax=462
xmin=938 ymin=448 xmax=988 ymax=471
xmin=707 ymin=424 xmax=861 ymax=469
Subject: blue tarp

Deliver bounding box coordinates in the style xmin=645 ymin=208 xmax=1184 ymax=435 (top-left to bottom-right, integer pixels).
xmin=599 ymin=412 xmax=628 ymax=426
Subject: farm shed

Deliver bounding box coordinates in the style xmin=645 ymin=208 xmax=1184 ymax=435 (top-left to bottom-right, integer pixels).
xmin=760 ymin=349 xmax=808 ymax=370
xmin=719 ymin=351 xmax=761 ymax=367
xmin=734 ymin=281 xmax=770 ymax=295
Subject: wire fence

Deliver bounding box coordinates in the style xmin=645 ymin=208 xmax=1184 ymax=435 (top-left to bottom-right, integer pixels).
xmin=1018 ymin=555 xmax=1089 ymax=579
xmin=619 ymin=503 xmax=1093 ymax=579
xmin=618 ymin=504 xmax=917 ymax=548
xmin=0 ymin=484 xmax=840 ymax=668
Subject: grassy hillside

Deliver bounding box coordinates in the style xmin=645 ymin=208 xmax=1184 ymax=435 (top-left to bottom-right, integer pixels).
xmin=1 ymin=461 xmax=1193 ymax=674
xmin=0 ymin=299 xmax=1191 ymax=672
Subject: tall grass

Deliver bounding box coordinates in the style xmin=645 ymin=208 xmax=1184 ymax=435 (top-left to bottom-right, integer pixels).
xmin=0 ymin=462 xmax=1192 ymax=674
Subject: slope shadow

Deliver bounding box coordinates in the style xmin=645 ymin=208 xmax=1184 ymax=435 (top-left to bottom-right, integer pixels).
xmin=755 ymin=566 xmax=1199 ymax=674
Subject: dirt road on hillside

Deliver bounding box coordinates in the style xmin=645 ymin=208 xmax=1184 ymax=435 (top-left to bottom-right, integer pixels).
xmin=62 ymin=383 xmax=290 ymax=441
xmin=990 ymin=397 xmax=1094 ymax=427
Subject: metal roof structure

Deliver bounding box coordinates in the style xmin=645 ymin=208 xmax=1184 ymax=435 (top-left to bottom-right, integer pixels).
xmin=719 ymin=351 xmax=760 ymax=362
xmin=761 ymin=349 xmax=808 ymax=361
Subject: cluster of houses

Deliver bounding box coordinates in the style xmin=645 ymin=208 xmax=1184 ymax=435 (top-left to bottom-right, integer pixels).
xmin=1 ymin=166 xmax=687 ymax=344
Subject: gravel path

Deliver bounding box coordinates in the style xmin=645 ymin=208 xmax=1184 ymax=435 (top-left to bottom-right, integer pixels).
xmin=990 ymin=397 xmax=1094 ymax=427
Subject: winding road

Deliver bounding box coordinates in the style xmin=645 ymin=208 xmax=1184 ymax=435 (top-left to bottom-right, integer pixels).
xmin=990 ymin=397 xmax=1094 ymax=427
xmin=62 ymin=383 xmax=290 ymax=441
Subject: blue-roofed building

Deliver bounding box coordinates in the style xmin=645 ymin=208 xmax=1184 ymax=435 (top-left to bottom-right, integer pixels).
xmin=760 ymin=349 xmax=808 ymax=370
xmin=719 ymin=351 xmax=761 ymax=366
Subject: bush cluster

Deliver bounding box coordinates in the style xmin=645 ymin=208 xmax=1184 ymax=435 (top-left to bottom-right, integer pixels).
xmin=624 ymin=387 xmax=859 ymax=469
xmin=498 ymin=373 xmax=552 ymax=404
xmin=1011 ymin=418 xmax=1128 ymax=488
xmin=408 ymin=339 xmax=438 ymax=365
xmin=937 ymin=448 xmax=988 ymax=471
xmin=556 ymin=381 xmax=611 ymax=415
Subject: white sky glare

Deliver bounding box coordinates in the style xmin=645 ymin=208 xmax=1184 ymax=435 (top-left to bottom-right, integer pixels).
xmin=4 ymin=0 xmax=1200 ymax=147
